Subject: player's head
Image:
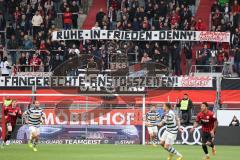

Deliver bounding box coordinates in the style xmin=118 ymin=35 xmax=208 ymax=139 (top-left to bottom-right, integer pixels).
xmin=163 ymin=103 xmax=171 ymax=112
xmin=183 ymin=93 xmax=188 ymax=99
xmin=12 ymin=99 xmax=17 ymax=108
xmin=150 ymin=105 xmax=156 ymax=112
xmin=34 ymin=100 xmax=40 ymax=108
xmin=201 ymin=102 xmax=208 ymax=112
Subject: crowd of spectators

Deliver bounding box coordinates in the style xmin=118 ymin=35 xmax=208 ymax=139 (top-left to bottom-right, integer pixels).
xmin=0 ymin=0 xmax=84 ymax=75
xmin=0 ymin=0 xmax=239 ymax=77
xmin=203 ymin=0 xmax=240 ymax=76
xmin=92 ymin=0 xmax=200 ymax=75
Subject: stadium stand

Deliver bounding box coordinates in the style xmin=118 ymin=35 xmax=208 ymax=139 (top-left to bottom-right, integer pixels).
xmin=0 ymin=0 xmax=239 ymax=77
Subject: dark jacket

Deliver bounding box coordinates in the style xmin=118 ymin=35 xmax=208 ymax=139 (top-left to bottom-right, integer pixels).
xmin=7 ymin=39 xmax=19 ymax=50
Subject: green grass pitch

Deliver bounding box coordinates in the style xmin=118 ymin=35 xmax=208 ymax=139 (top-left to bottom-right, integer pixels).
xmin=0 ymin=144 xmax=239 ymax=160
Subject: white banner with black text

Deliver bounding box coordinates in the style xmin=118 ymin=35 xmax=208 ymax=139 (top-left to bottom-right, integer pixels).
xmin=52 ymin=30 xmax=230 ymax=43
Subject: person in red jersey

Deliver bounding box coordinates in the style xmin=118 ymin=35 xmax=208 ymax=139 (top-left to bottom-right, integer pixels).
xmin=190 ymin=102 xmax=218 ymax=160
xmin=30 ymin=53 xmax=42 ymax=71
xmin=1 ymin=99 xmax=22 ymax=148
xmin=1 ymin=97 xmax=13 ymax=145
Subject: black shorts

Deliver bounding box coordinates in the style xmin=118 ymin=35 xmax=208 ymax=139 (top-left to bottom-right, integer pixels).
xmin=201 ymin=131 xmax=213 ymax=144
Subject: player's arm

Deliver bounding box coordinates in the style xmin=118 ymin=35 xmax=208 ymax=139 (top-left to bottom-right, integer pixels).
xmin=190 ymin=113 xmax=200 ymax=133
xmin=157 ymin=114 xmax=167 ymax=127
xmin=190 ymin=121 xmax=199 ymax=133
xmin=22 ymin=109 xmax=30 ymax=124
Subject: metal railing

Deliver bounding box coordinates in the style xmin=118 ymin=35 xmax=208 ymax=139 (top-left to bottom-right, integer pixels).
xmin=190 ymin=65 xmax=224 ymax=75
xmin=14 ymin=64 xmax=44 ymax=72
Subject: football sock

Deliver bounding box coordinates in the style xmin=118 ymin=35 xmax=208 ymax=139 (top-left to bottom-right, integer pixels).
xmin=33 ymin=138 xmax=39 ymax=147
xmin=166 ymin=146 xmax=182 ymax=157
xmin=4 ymin=131 xmax=12 ymax=142
xmin=153 ymin=137 xmax=158 ymax=144
xmin=210 ymin=142 xmax=214 ymax=148
xmin=202 ymin=144 xmax=208 ymax=154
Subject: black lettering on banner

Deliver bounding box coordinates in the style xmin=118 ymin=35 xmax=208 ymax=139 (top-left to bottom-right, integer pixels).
xmin=131 ymin=31 xmax=138 ymax=40
xmin=90 ymin=76 xmax=97 ymax=89
xmin=180 ymin=31 xmax=187 ymax=40
xmin=53 ymin=30 xmax=229 ymax=42
xmin=161 ymin=77 xmax=167 ymax=87
xmin=166 ymin=77 xmax=173 ymax=87
xmin=51 ymin=77 xmax=57 ymax=86
xmin=152 ymin=77 xmax=157 ymax=87
xmin=57 ymin=77 xmax=64 ymax=86
xmin=107 ymin=30 xmax=113 ymax=39
xmin=65 ymin=77 xmax=72 ymax=86
xmin=70 ymin=30 xmax=77 ymax=39
xmin=139 ymin=31 xmax=145 ymax=40
xmin=106 ymin=76 xmax=112 ymax=87
xmin=64 ymin=31 xmax=70 ymax=39
xmin=126 ymin=77 xmax=133 ymax=87
xmin=146 ymin=77 xmax=153 ymax=87
xmin=159 ymin=31 xmax=166 ymax=40
xmin=173 ymin=77 xmax=178 ymax=87
xmin=4 ymin=77 xmax=10 ymax=86
xmin=133 ymin=77 xmax=139 ymax=87
xmin=97 ymin=76 xmax=105 ymax=87
xmin=121 ymin=31 xmax=125 ymax=39
xmin=90 ymin=30 xmax=93 ymax=38
xmin=186 ymin=31 xmax=194 ymax=40
xmin=28 ymin=77 xmax=35 ymax=86
xmin=72 ymin=77 xmax=78 ymax=86
xmin=155 ymin=77 xmax=161 ymax=87
xmin=139 ymin=77 xmax=145 ymax=86
xmin=57 ymin=31 xmax=63 ymax=40
xmin=167 ymin=30 xmax=172 ymax=40
xmin=44 ymin=77 xmax=50 ymax=86
xmin=125 ymin=31 xmax=130 ymax=40
xmin=93 ymin=30 xmax=100 ymax=39
xmin=36 ymin=77 xmax=42 ymax=86
xmin=114 ymin=76 xmax=120 ymax=86
xmin=120 ymin=77 xmax=126 ymax=86
xmin=12 ymin=77 xmax=18 ymax=86
xmin=146 ymin=31 xmax=152 ymax=40
xmin=79 ymin=77 xmax=85 ymax=86
xmin=19 ymin=77 xmax=27 ymax=86
xmin=193 ymin=31 xmax=196 ymax=40
xmin=78 ymin=30 xmax=83 ymax=39
xmin=172 ymin=31 xmax=179 ymax=40
xmin=113 ymin=31 xmax=120 ymax=39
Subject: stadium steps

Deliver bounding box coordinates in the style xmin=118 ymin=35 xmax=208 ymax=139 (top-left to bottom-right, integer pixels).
xmin=81 ymin=0 xmax=107 ymax=29
xmin=183 ymin=0 xmax=214 ymax=76
xmin=195 ymin=0 xmax=214 ymax=29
